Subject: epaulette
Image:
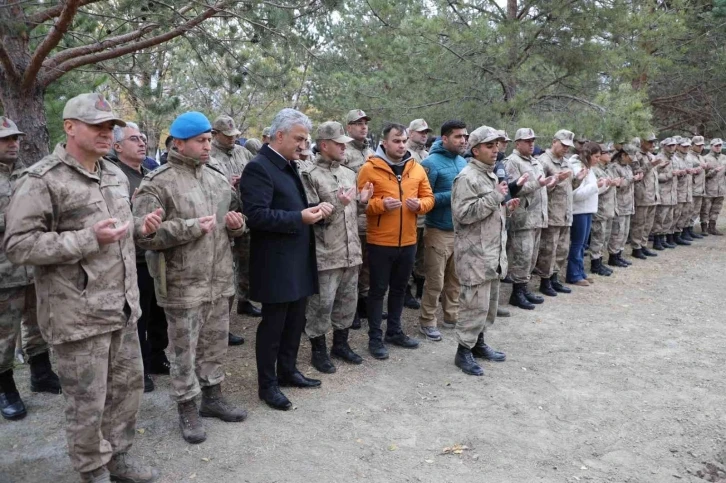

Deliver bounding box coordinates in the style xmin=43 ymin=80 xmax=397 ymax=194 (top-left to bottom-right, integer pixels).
xmin=142 ymin=163 xmax=173 ymax=180
xmin=25 ymin=156 xmax=62 ymax=177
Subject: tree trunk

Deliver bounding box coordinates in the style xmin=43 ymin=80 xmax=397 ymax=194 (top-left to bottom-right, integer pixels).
xmin=0 ymin=79 xmax=51 ymax=169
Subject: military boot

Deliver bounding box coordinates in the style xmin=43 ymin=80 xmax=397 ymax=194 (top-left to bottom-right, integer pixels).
xmin=471 ymin=333 xmax=506 ymax=361
xmin=199 ymin=384 xmax=248 ymax=422
xmin=331 ymin=329 xmax=363 ymax=365
xmin=403 ymin=284 xmax=420 ymax=309
xmin=681 ymin=228 xmax=694 ymax=241
xmin=631 ymin=248 xmax=647 ymax=260
xmin=28 ymin=351 xmax=62 ymax=394
xmin=177 ymin=400 xmax=206 ymax=444
xmin=509 ymin=283 xmax=535 ymax=310
xmin=106 ymin=452 xmax=160 ymax=483
xmin=309 ymin=335 xmax=336 ymax=374
xmin=652 ymin=234 xmax=665 ymax=251
xmin=454 ymin=345 xmax=484 ymax=376
xmin=0 ymin=370 xmax=26 ymax=421
xmin=689 ymin=226 xmax=703 ymax=239
xmin=550 ymin=273 xmax=572 ymax=293
xmin=709 ymin=220 xmax=723 ymax=235
xmin=539 ymin=277 xmax=557 ymax=297
xmin=701 ymin=222 xmax=710 ymax=236
xmin=590 ymin=258 xmax=611 ymax=276
xmin=617 ymin=251 xmax=632 ymax=266
xmin=674 ymin=232 xmax=691 ymax=245
xmin=664 ymin=234 xmax=677 ymax=248
xmin=522 ymin=284 xmax=544 ymax=304
xmin=642 ymin=245 xmax=659 ymax=256
xmin=80 ymin=467 xmax=111 ymax=483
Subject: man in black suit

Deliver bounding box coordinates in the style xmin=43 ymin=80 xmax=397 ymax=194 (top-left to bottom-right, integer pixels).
xmin=239 ymin=108 xmax=333 ymax=410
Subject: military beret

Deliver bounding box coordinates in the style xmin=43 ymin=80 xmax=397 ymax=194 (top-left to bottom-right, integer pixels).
xmin=169 ymin=112 xmax=212 ymax=140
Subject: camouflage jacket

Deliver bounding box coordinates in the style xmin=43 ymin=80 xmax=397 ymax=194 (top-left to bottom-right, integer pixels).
xmin=343 ymin=139 xmax=375 ymax=233
xmin=406 ymin=140 xmax=429 ymax=163
xmin=687 ymin=151 xmax=706 ymax=197
xmin=0 ymin=162 xmax=33 ymax=289
xmin=538 ymin=149 xmax=572 ymax=227
xmin=209 ymin=140 xmax=252 ymax=181
xmin=133 ymin=149 xmax=245 ymax=309
xmin=4 ymin=144 xmax=141 ymax=344
xmin=505 ymin=149 xmax=548 ymax=231
xmin=655 ymin=152 xmax=676 ymax=206
xmin=452 ymin=159 xmax=508 ymax=286
xmin=632 ymin=150 xmax=660 ymax=206
xmin=705 ymin=152 xmax=726 ymax=197
xmin=673 ymin=152 xmax=693 ymax=203
xmin=592 ymin=163 xmax=616 ymax=219
xmin=607 ymin=161 xmax=635 ymax=216
xmin=300 ymin=154 xmax=363 ymax=271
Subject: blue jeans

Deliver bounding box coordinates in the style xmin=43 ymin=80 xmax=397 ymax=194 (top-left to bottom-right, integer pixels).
xmin=567 ymin=213 xmax=593 ymax=283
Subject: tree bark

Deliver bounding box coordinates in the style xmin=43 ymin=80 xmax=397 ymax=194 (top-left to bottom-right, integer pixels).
xmin=0 ymin=74 xmax=51 ymax=169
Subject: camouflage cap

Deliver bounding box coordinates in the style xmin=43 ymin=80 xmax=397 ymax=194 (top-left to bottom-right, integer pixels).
xmin=316 ymin=121 xmax=354 ymax=144
xmin=679 ymin=137 xmax=692 ymax=147
xmin=498 ymin=130 xmax=511 ymax=142
xmin=643 ymin=133 xmax=658 ymax=142
xmin=514 ymin=128 xmax=536 ymax=141
xmin=346 ymin=109 xmax=370 ymax=124
xmin=63 ymin=93 xmax=126 ymax=126
xmin=408 ymin=119 xmax=432 ymax=133
xmin=244 ymin=138 xmax=262 ymax=154
xmin=468 ymin=126 xmax=504 ymax=148
xmin=262 ymin=126 xmax=271 ymax=137
xmin=665 ymin=137 xmax=677 ymax=146
xmin=553 ymin=129 xmax=575 ymax=147
xmin=213 ymin=115 xmax=241 ymax=137
xmin=0 ymin=117 xmax=25 ymax=138
xmin=574 ymin=134 xmax=589 ymax=143
xmin=622 ymin=144 xmax=639 ymax=157
xmin=711 ymin=138 xmax=723 ymax=147
xmin=692 ymin=135 xmax=705 ymax=146
xmin=600 ymin=142 xmax=614 ymax=153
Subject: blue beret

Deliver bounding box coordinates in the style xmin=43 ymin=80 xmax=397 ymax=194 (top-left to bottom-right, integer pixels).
xmin=169 ymin=111 xmax=212 ymax=140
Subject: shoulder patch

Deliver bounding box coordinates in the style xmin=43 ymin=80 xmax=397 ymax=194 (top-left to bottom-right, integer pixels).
xmin=143 ymin=163 xmax=173 ymax=180
xmin=26 ymin=156 xmax=62 ymax=177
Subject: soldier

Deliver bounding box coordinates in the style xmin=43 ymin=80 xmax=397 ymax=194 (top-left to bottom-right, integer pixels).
xmin=300 ymin=122 xmax=373 ymax=373
xmin=133 ymin=111 xmax=248 ymax=444
xmin=504 ymin=128 xmax=556 ymax=310
xmin=261 ymin=126 xmax=271 ymax=144
xmin=672 ymin=137 xmax=694 ymax=245
xmin=702 ymin=138 xmax=726 ymax=235
xmin=589 ymin=144 xmax=619 ymax=276
xmin=687 ymin=136 xmax=708 ymax=238
xmin=607 ymin=144 xmax=640 ymax=266
xmin=451 ymin=126 xmax=512 ymax=376
xmin=406 ymin=119 xmax=432 ymax=162
xmin=4 ymin=94 xmax=161 ymax=482
xmin=244 ymin=138 xmax=263 ymax=156
xmin=652 ymin=138 xmax=677 ymax=250
xmin=535 ymin=130 xmax=576 ymax=297
xmin=209 ymin=115 xmax=262 ymax=328
xmin=0 ymin=117 xmax=61 ymax=421
xmin=630 ymin=133 xmax=661 ymax=259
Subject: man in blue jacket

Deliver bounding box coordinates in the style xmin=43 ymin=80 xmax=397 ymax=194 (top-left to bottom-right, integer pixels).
xmin=418 ymin=120 xmax=469 ymax=341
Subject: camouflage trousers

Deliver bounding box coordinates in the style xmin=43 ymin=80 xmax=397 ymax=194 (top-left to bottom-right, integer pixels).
xmin=535 ymin=225 xmax=570 ymax=278
xmin=673 ymin=202 xmax=689 ymax=231
xmin=305 ymin=266 xmax=359 ymax=338
xmin=233 ymin=232 xmax=251 ymax=303
xmin=506 ymin=228 xmax=541 ymax=284
xmin=631 ymin=205 xmax=656 ymax=249
xmin=608 ymin=215 xmax=631 ymax=254
xmin=358 ymin=234 xmax=369 ymax=298
xmin=54 ymin=325 xmax=143 ymax=473
xmin=590 ymin=217 xmax=613 ymax=259
xmin=701 ymin=196 xmax=724 ymax=222
xmin=0 ymin=284 xmax=48 ymax=374
xmin=653 ymin=204 xmax=674 ymax=234
xmin=455 ymin=279 xmax=499 ymax=349
xmin=419 ymin=227 xmax=460 ymax=328
xmin=690 ymin=196 xmax=703 ymax=226
xmin=165 ymin=298 xmax=228 ymax=402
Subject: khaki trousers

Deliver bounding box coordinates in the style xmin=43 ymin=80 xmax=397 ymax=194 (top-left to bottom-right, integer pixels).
xmin=702 ymin=196 xmax=724 ymax=222
xmin=631 ymin=205 xmax=656 ymax=249
xmin=535 ymin=226 xmax=570 ymax=278
xmin=419 ymin=227 xmax=460 ymax=328
xmin=455 ymin=279 xmax=499 ymax=349
xmin=506 ymin=228 xmax=541 ymax=283
xmin=690 ymin=196 xmax=703 ymax=226
xmin=590 ymin=218 xmax=613 ymax=259
xmin=305 ymin=266 xmax=358 ymax=338
xmin=608 ymin=215 xmax=631 ymax=254
xmin=653 ymin=204 xmax=674 ymax=234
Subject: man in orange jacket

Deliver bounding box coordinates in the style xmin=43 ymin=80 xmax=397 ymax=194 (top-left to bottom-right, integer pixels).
xmin=357 ymin=123 xmax=435 ymax=360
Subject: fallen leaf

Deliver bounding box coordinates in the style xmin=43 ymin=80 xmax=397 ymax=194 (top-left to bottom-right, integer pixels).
xmin=190 ymin=473 xmax=197 ymax=479
xmin=388 ymin=444 xmax=398 ymax=451
xmin=442 ymin=444 xmax=469 ymax=455
xmin=356 ymin=439 xmax=363 ymax=444
xmin=425 ymin=459 xmax=434 ymax=464
xmin=136 ymin=428 xmax=145 ymax=435
xmin=201 ymin=457 xmax=210 ymax=462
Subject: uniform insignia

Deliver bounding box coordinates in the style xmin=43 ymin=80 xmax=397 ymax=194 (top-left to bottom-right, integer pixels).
xmin=358 ymin=110 xmax=364 ymax=117
xmin=1 ymin=118 xmax=10 ymax=128
xmin=143 ymin=163 xmax=172 ymax=179
xmin=27 ymin=157 xmax=62 ymax=177
xmin=94 ymin=95 xmax=112 ymax=112
xmin=227 ymin=120 xmax=234 ymax=129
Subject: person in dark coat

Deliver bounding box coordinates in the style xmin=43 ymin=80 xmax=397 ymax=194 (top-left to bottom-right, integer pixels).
xmin=239 ymin=108 xmax=333 ymax=411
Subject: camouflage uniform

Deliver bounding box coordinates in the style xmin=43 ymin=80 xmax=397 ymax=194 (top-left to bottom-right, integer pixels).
xmin=653 ymin=150 xmax=675 ymax=235
xmin=702 ymin=146 xmax=726 ymax=222
xmin=590 ymin=163 xmax=616 ymax=259
xmin=505 ymin=149 xmax=548 ymax=283
xmin=535 ymin=148 xmax=572 ymax=277
xmin=631 ymin=148 xmax=660 ymax=249
xmin=672 ymin=151 xmax=692 ymax=232
xmin=607 ymin=160 xmax=635 ymax=255
xmin=300 ymin=154 xmax=362 ymax=338
xmin=133 ymin=149 xmax=245 ymax=402
xmin=4 ymin=142 xmax=143 ymax=473
xmin=451 ymin=158 xmax=507 ymax=348
xmin=687 ymin=148 xmax=706 ymax=228
xmin=406 ymin=138 xmax=429 ymax=280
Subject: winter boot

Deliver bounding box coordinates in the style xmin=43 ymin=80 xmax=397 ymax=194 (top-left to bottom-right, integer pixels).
xmin=642 ymin=245 xmax=659 ymax=256
xmin=309 ymin=335 xmax=336 ymax=374
xmin=522 ymin=283 xmax=544 ymax=304
xmin=539 ymin=277 xmax=557 ymax=297
xmin=177 ymin=400 xmax=206 ymax=444
xmin=709 ymin=220 xmax=723 ymax=235
xmin=550 ymin=273 xmax=572 ymax=293
xmin=689 ymin=226 xmax=703 ymax=239
xmin=199 ymin=383 xmax=248 ymax=422
xmin=674 ymin=232 xmax=691 ymax=245
xmin=471 ymin=333 xmax=506 ymax=361
xmin=509 ymin=283 xmax=535 ymax=310
xmin=701 ymin=222 xmax=710 ymax=236
xmin=632 ymin=248 xmax=647 ymax=260
xmin=590 ymin=258 xmax=611 ymax=276
xmin=403 ymin=284 xmax=420 ymax=309
xmin=454 ymin=345 xmax=484 ymax=376
xmin=29 ymin=351 xmax=62 ymax=394
xmin=106 ymin=452 xmax=160 ymax=483
xmin=331 ymin=329 xmax=363 ymax=365
xmin=664 ymin=234 xmax=677 ymax=248
xmin=681 ymin=228 xmax=694 ymax=241
xmin=617 ymin=251 xmax=632 ymax=266
xmin=652 ymin=234 xmax=665 ymax=251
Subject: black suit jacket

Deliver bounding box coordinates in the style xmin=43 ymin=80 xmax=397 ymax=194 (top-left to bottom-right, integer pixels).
xmin=239 ymin=144 xmax=319 ymax=304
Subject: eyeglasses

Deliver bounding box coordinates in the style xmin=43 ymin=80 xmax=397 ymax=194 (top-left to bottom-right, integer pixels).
xmin=124 ymin=135 xmax=145 ymax=144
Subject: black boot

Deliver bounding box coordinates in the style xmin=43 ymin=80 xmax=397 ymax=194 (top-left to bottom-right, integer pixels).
xmin=681 ymin=228 xmax=694 ymax=241
xmin=237 ymin=300 xmax=262 ymax=317
xmin=617 ymin=251 xmax=632 ymax=266
xmin=641 ymin=245 xmax=658 ymax=256
xmin=590 ymin=258 xmax=611 ymax=276
xmin=550 ymin=273 xmax=572 ymax=293
xmin=403 ymin=284 xmax=420 ymax=309
xmin=522 ymin=283 xmax=544 ymax=304
xmin=701 ymin=222 xmax=710 ymax=236
xmin=310 ymin=335 xmax=336 ymax=374
xmin=652 ymin=234 xmax=665 ymax=251
xmin=607 ymin=253 xmax=620 ymax=266
xmin=144 ymin=373 xmax=154 ymax=393
xmin=674 ymin=232 xmax=691 ymax=246
xmin=454 ymin=345 xmax=484 ymax=376
xmin=0 ymin=370 xmax=26 ymax=421
xmin=539 ymin=277 xmax=557 ymax=297
xmin=509 ymin=283 xmax=535 ymax=310
xmin=471 ymin=333 xmax=506 ymax=361
xmin=632 ymin=248 xmax=647 ymax=260
xmin=29 ymin=351 xmax=62 ymax=394
xmin=664 ymin=234 xmax=677 ymax=248
xmin=414 ymin=276 xmax=425 ymax=299
xmin=331 ymin=329 xmax=363 ymax=365
xmin=689 ymin=226 xmax=703 ymax=239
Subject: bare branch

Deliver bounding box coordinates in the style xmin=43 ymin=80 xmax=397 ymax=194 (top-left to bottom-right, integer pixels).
xmin=365 ymin=0 xmax=390 ymax=27
xmin=447 ymin=0 xmax=470 ymax=29
xmin=25 ymin=0 xmax=103 ymax=30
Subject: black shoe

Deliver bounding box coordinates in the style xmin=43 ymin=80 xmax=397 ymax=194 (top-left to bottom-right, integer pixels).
xmin=310 ymin=336 xmax=336 ymax=374
xmin=632 ymin=248 xmax=647 ymax=260
xmin=689 ymin=227 xmax=703 ymax=239
xmin=149 ymin=357 xmax=171 ymax=375
xmin=681 ymin=228 xmax=694 ymax=241
xmin=144 ymin=374 xmax=155 ymax=393
xmin=384 ymin=332 xmax=420 ymax=349
xmin=471 ymin=333 xmax=506 ymax=361
xmin=28 ymin=352 xmax=62 ymax=394
xmin=653 ymin=234 xmax=665 ymax=251
xmin=454 ymin=345 xmax=484 ymax=376
xmin=404 ymin=285 xmax=420 ymax=309
xmin=259 ymin=386 xmax=292 ymax=411
xmin=642 ymin=246 xmax=658 ymax=256
xmin=331 ymin=329 xmax=363 ymax=364
xmin=664 ymin=234 xmax=677 ymax=248
xmin=368 ymin=339 xmax=389 ymax=360
xmin=522 ymin=284 xmax=544 ymax=304
xmin=237 ymin=300 xmax=262 ymax=317
xmin=228 ymin=332 xmax=245 ymax=346
xmin=617 ymin=252 xmax=632 ymax=266
xmin=0 ymin=371 xmax=26 ymax=420
xmin=539 ymin=277 xmax=557 ymax=297
xmin=357 ymin=298 xmax=368 ymax=319
xmin=674 ymin=232 xmax=691 ymax=246
xmin=501 ymin=274 xmax=513 ymax=284
xmin=550 ymin=274 xmax=572 ymax=293
xmin=509 ymin=283 xmax=535 ymax=309
xmin=278 ymin=371 xmax=321 ymax=388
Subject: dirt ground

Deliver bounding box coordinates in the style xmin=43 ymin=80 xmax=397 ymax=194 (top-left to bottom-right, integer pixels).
xmin=3 ymin=227 xmax=726 ymax=483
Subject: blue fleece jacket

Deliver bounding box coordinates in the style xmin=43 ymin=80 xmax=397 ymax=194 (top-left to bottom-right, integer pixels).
xmin=421 ymin=140 xmax=468 ymax=231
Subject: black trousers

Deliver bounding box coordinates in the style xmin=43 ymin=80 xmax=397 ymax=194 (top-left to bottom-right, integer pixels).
xmin=256 ymin=297 xmax=307 ymax=389
xmin=367 ymin=244 xmax=416 ymax=340
xmin=137 ymin=263 xmax=169 ymax=373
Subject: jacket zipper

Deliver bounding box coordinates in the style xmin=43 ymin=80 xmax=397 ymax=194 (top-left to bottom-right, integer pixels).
xmin=397 ymin=174 xmax=403 ymax=247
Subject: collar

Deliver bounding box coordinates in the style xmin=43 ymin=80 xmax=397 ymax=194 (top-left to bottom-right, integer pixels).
xmin=314 ymin=153 xmax=340 ymax=169
xmin=469 ymin=158 xmax=496 ymax=173
xmin=0 ymin=161 xmax=13 ymax=175
xmin=167 ymin=149 xmax=204 ymax=176
xmin=212 ymin=138 xmax=234 ymax=155
xmin=513 ymin=149 xmax=533 ymax=162
xmin=260 ymin=144 xmax=294 ymax=171
xmin=55 ymin=144 xmax=102 ymax=181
